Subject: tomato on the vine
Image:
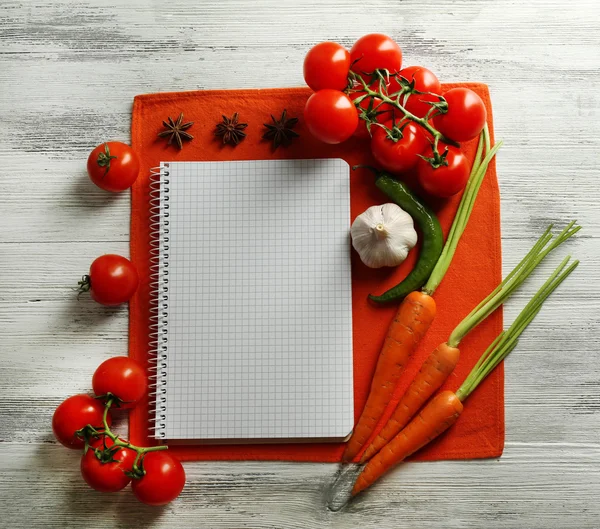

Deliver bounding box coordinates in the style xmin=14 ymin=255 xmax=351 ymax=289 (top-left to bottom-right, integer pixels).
xmin=350 ymin=34 xmax=402 ymax=74
xmin=87 ymin=142 xmax=140 ymax=193
xmin=303 ymin=42 xmax=350 ymax=92
xmin=304 ymin=89 xmax=358 ymax=144
xmin=92 ymin=356 xmax=147 ymax=408
xmin=433 ymin=87 xmax=487 ymax=142
xmin=78 ymin=254 xmax=139 ymax=306
xmin=370 ymin=120 xmax=428 ymax=174
xmin=417 ymin=146 xmax=470 ymax=197
xmin=81 ymin=437 xmax=136 ymax=493
xmin=132 ymin=452 xmax=186 ymax=506
xmin=52 ymin=394 xmax=111 ymax=449
xmin=391 ymin=66 xmax=442 ymax=118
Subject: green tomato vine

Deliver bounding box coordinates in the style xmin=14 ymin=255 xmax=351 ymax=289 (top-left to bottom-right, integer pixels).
xmin=347 ymin=69 xmax=456 ymax=166
xmin=76 ymin=395 xmax=168 ymax=479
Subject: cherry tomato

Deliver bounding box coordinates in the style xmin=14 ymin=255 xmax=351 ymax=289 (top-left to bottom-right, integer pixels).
xmin=433 ymin=87 xmax=487 ymax=142
xmin=370 ymin=120 xmax=428 ymax=174
xmin=92 ymin=357 xmax=147 ymax=408
xmin=417 ymin=146 xmax=470 ymax=197
xmin=304 ymin=89 xmax=358 ymax=144
xmin=132 ymin=452 xmax=186 ymax=506
xmin=52 ymin=394 xmax=111 ymax=449
xmin=390 ymin=66 xmax=442 ymax=118
xmin=80 ymin=437 xmax=136 ymax=492
xmin=350 ymin=34 xmax=402 ymax=74
xmin=303 ymin=42 xmax=351 ymax=91
xmin=87 ymin=142 xmax=140 ymax=193
xmin=79 ymin=254 xmax=139 ymax=306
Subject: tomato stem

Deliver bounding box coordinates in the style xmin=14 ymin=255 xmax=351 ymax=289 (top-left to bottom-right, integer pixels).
xmin=348 ymin=70 xmax=458 ymax=160
xmin=96 ymin=143 xmax=117 ymax=177
xmin=132 ymin=450 xmax=144 ymax=474
xmin=76 ymin=275 xmax=91 ymax=299
xmin=88 ymin=398 xmax=168 ymax=477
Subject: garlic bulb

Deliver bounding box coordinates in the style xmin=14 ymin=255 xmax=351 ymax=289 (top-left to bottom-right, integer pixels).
xmin=351 ymin=203 xmax=418 ymax=268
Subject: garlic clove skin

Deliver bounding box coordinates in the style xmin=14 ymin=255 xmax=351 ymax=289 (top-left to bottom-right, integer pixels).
xmin=350 ymin=203 xmax=418 ymax=268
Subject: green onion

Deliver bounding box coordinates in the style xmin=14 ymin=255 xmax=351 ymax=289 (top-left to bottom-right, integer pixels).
xmin=424 ymin=124 xmax=503 ymax=295
xmin=456 ymin=256 xmax=579 ymax=401
xmin=448 ymin=221 xmax=580 ymax=348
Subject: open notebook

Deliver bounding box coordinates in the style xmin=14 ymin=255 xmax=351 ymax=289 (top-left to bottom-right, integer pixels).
xmin=149 ymin=159 xmax=354 ymax=442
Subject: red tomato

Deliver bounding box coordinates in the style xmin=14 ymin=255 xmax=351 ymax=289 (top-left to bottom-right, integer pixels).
xmin=433 ymin=87 xmax=487 ymax=142
xmin=132 ymin=452 xmax=186 ymax=506
xmin=304 ymin=89 xmax=358 ymax=144
xmin=92 ymin=356 xmax=147 ymax=408
xmin=303 ymin=42 xmax=351 ymax=91
xmin=87 ymin=142 xmax=140 ymax=192
xmin=350 ymin=34 xmax=402 ymax=74
xmin=417 ymin=146 xmax=470 ymax=197
xmin=390 ymin=66 xmax=442 ymax=118
xmin=79 ymin=254 xmax=139 ymax=306
xmin=80 ymin=437 xmax=136 ymax=492
xmin=370 ymin=120 xmax=428 ymax=174
xmin=52 ymin=394 xmax=111 ymax=449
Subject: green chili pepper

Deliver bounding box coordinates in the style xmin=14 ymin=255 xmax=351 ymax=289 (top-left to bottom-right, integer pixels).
xmin=359 ymin=168 xmax=444 ymax=304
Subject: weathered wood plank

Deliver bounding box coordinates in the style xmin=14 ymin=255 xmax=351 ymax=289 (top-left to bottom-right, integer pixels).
xmin=1 ymin=0 xmax=599 ymax=527
xmin=0 ymin=443 xmax=598 ymax=529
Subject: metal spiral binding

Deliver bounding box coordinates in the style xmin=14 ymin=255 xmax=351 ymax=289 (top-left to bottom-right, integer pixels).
xmin=148 ymin=164 xmax=170 ymax=439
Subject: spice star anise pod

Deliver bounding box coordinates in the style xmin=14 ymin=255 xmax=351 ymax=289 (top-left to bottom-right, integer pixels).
xmin=215 ymin=113 xmax=247 ymax=146
xmin=262 ymin=109 xmax=299 ymax=149
xmin=157 ymin=112 xmax=194 ymax=150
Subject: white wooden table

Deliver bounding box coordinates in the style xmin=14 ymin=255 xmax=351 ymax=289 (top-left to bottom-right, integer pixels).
xmin=1 ymin=1 xmax=599 ymax=527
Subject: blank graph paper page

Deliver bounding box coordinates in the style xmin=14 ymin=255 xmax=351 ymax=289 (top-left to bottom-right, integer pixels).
xmin=158 ymin=159 xmax=353 ymax=441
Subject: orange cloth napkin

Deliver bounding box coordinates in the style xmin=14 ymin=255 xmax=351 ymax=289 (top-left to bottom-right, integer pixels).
xmin=129 ymin=84 xmax=503 ymax=462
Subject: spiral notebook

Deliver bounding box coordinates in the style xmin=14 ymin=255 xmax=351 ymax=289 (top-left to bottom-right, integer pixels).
xmin=149 ymin=159 xmax=354 ymax=442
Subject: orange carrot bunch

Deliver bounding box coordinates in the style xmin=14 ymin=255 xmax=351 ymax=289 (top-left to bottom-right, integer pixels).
xmin=360 ymin=342 xmax=459 ymax=462
xmin=351 ymin=235 xmax=579 ymax=495
xmin=357 ymin=222 xmax=579 ymax=464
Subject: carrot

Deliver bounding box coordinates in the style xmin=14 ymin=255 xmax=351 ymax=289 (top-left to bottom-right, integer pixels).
xmin=358 ymin=221 xmax=580 ymax=464
xmin=342 ymin=127 xmax=500 ymax=463
xmin=360 ymin=342 xmax=460 ymax=463
xmin=353 ymin=390 xmax=463 ymax=495
xmin=351 ymin=254 xmax=579 ymax=496
xmin=341 ymin=290 xmax=436 ymax=462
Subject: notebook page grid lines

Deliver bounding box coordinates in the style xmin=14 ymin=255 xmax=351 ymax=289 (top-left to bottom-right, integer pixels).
xmin=159 ymin=159 xmax=353 ymax=440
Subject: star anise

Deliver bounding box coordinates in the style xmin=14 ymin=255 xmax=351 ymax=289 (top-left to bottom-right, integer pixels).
xmin=214 ymin=113 xmax=247 ymax=146
xmin=157 ymin=112 xmax=194 ymax=150
xmin=262 ymin=109 xmax=299 ymax=149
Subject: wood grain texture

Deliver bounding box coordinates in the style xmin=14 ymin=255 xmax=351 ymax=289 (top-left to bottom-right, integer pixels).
xmin=1 ymin=0 xmax=599 ymax=527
